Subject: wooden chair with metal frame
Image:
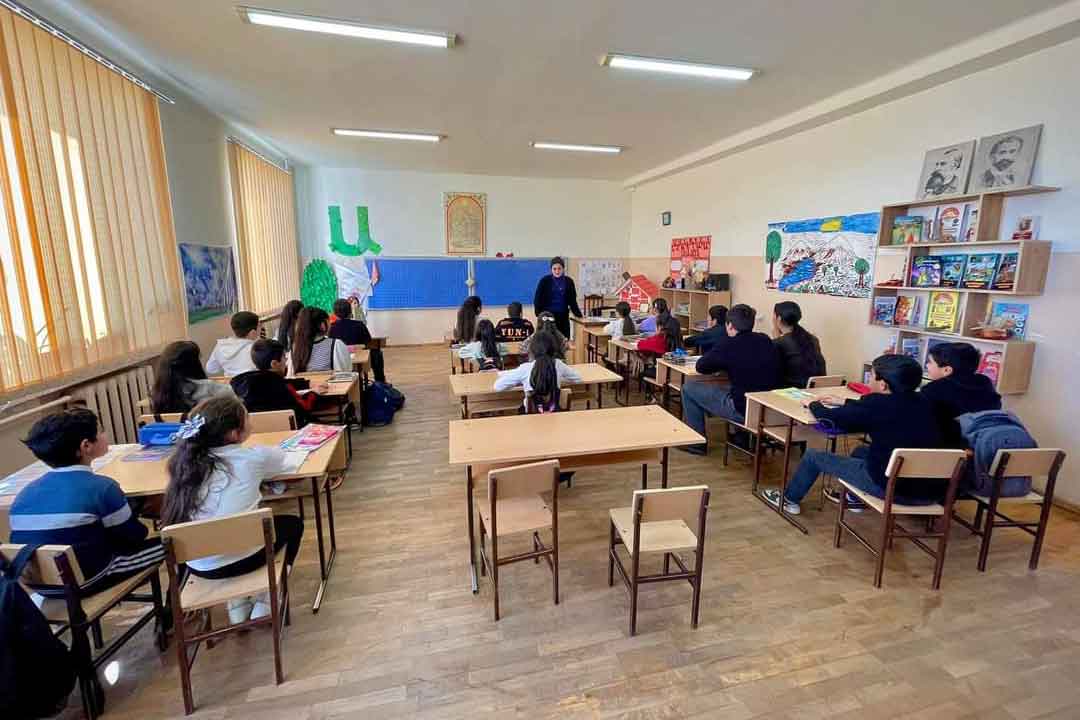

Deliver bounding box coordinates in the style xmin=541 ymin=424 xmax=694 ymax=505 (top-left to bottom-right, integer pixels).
xmin=953 ymin=448 xmax=1066 ymax=572
xmin=0 ymin=543 xmax=166 ymax=719
xmin=834 ymin=448 xmax=966 ymax=589
xmin=160 ymin=508 xmax=290 ymax=715
xmin=806 ymin=375 xmax=850 ymax=507
xmin=476 ymin=460 xmax=560 ymax=621
xmin=608 ymin=485 xmax=710 ymax=636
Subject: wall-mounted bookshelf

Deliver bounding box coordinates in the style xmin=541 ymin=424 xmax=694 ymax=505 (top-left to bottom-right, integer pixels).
xmin=657 ymin=287 xmax=731 ymax=334
xmin=867 ymin=185 xmax=1058 ymax=395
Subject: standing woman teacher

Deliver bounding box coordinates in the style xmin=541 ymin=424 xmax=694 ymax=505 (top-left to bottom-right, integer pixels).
xmin=533 ymin=256 xmax=582 ymax=339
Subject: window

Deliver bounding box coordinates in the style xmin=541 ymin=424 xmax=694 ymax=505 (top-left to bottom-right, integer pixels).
xmin=0 ymin=8 xmax=184 ymax=394
xmin=227 ymin=141 xmax=300 ymax=314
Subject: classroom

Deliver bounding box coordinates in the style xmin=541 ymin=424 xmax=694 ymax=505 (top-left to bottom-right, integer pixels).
xmin=1 ymin=1 xmax=1080 ymax=718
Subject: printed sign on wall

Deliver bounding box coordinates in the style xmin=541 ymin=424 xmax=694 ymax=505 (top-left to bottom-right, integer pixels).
xmin=669 ymin=236 xmax=711 ymax=281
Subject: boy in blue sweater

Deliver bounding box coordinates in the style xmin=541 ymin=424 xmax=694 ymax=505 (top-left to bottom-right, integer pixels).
xmin=10 ymin=408 xmax=163 ymax=595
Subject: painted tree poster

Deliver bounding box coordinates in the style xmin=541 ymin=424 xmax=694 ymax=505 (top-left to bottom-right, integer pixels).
xmin=179 ymin=243 xmax=238 ymax=323
xmin=764 ymin=213 xmax=879 ymax=298
xmin=670 ymin=236 xmax=711 ymax=281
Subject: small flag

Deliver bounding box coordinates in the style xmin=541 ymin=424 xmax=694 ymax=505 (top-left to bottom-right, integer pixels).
xmin=370 ymin=260 xmax=380 ymax=286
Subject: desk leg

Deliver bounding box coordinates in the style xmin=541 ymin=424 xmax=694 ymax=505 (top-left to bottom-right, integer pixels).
xmin=753 ymin=419 xmax=808 ymax=534
xmin=752 ymin=403 xmax=765 ymax=494
xmin=310 ymin=476 xmax=338 ymax=612
xmin=597 ymin=382 xmax=603 ymax=409
xmin=359 ymin=371 xmax=369 ymax=433
xmin=661 ymin=448 xmax=669 ymax=489
xmin=662 ymin=383 xmax=671 ymax=413
xmin=467 ymin=466 xmax=478 ymax=594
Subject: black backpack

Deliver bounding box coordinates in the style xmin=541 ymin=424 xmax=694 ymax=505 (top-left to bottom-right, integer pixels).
xmin=0 ymin=546 xmax=77 ymax=719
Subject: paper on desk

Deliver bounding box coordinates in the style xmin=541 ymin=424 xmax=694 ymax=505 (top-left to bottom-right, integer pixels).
xmin=0 ymin=444 xmax=141 ymax=495
xmin=281 ymin=450 xmax=310 ymax=473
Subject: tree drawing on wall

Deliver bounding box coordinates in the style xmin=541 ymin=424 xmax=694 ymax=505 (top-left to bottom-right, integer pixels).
xmin=765 ymin=230 xmax=782 ymax=285
xmin=854 ymin=257 xmax=870 ymax=288
xmin=300 ymin=259 xmax=338 ymax=311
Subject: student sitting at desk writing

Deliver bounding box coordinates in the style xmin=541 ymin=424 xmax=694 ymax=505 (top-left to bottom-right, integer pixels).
xmin=152 ymin=340 xmax=235 ymax=414
xmin=521 ymin=312 xmax=570 ymax=359
xmin=604 ymin=301 xmax=637 ymax=339
xmin=458 ymin=319 xmax=504 ymax=371
xmin=231 ymin=339 xmax=327 ymax=426
xmin=493 ymin=331 xmax=581 ymax=409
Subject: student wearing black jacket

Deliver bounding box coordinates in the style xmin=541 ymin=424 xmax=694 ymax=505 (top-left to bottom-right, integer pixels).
xmin=763 ymin=354 xmax=943 ymax=515
xmin=679 ymin=304 xmax=781 ymax=455
xmin=328 ymin=298 xmax=386 ymax=383
xmin=772 ymin=301 xmax=827 ymax=388
xmin=230 ymin=339 xmax=326 ymax=427
xmin=683 ymin=305 xmax=728 ymax=355
xmin=922 ymin=342 xmax=1001 ymax=447
xmin=532 ymin=257 xmax=582 ymax=339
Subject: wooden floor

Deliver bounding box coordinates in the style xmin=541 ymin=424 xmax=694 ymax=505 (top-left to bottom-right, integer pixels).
xmin=78 ymin=345 xmax=1080 ymax=719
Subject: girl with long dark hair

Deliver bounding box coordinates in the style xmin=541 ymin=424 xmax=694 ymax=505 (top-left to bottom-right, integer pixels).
xmin=152 ymin=340 xmax=234 ymax=414
xmin=604 ymin=301 xmax=637 ymax=338
xmin=493 ymin=328 xmax=582 ymax=410
xmin=289 ymin=307 xmax=352 ymax=373
xmin=772 ymin=301 xmax=826 ymax=388
xmin=454 ymin=296 xmax=482 ymax=343
xmin=457 ymin=319 xmax=504 ymax=371
xmin=276 ymin=300 xmax=304 ymax=350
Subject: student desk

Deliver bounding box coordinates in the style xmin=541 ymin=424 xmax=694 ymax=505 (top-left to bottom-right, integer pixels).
xmin=569 ymin=316 xmax=610 ymax=365
xmin=448 ymin=363 xmax=622 ymax=418
xmin=655 ymin=357 xmax=728 ymax=411
xmin=744 ymin=386 xmax=862 ymax=534
xmin=581 ymin=324 xmax=612 ymax=364
xmin=451 ymin=341 xmax=527 ymax=374
xmin=448 ymin=405 xmax=705 ymax=592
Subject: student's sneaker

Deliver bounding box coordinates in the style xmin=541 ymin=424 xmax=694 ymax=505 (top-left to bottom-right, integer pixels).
xmin=227 ymin=597 xmax=254 ymax=625
xmin=761 ymin=489 xmax=801 ymax=515
xmin=250 ymin=592 xmax=271 ymax=621
xmin=823 ymin=485 xmax=867 ymax=513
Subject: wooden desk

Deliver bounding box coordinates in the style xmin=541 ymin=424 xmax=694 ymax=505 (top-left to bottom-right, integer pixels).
xmin=448 ymin=405 xmax=705 ymax=592
xmin=448 ymin=363 xmax=622 ymax=417
xmin=295 ymin=371 xmax=361 ymax=448
xmin=655 ymin=357 xmax=728 ymax=410
xmin=581 ymin=324 xmax=612 ymax=364
xmin=744 ymin=386 xmax=861 ymax=533
xmin=569 ymin=316 xmax=610 ymax=364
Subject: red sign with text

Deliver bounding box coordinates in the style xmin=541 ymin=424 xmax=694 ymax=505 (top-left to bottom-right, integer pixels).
xmin=669 ymin=236 xmax=711 ymax=281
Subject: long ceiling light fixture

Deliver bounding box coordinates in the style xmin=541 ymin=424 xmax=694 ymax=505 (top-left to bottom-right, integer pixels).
xmin=531 ymin=142 xmax=622 ymax=154
xmin=333 ymin=128 xmax=443 ymax=143
xmin=601 ymin=53 xmax=753 ymax=81
xmin=237 ymin=6 xmax=456 ymax=48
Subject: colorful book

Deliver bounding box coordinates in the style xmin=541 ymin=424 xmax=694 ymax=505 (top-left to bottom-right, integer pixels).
xmin=892 ymin=215 xmax=923 ymax=245
xmin=893 ymin=296 xmax=915 ymax=326
xmin=938 ymin=254 xmax=967 ymax=288
xmin=986 ymin=302 xmax=1029 ymax=340
xmin=926 ymin=291 xmax=960 ymax=332
xmin=962 ymin=253 xmax=1001 ymax=289
xmin=991 ymin=252 xmax=1019 ymax=291
xmin=872 ymin=297 xmax=898 ymax=325
xmin=963 ymin=207 xmax=979 ymax=242
xmin=882 ymin=330 xmax=899 ymax=355
xmin=900 ymin=337 xmax=922 ymax=361
xmin=978 ymin=351 xmax=1002 ymax=386
xmin=279 ymin=424 xmax=344 ymax=452
xmin=1011 ymin=215 xmax=1040 ymax=240
xmin=910 ymin=256 xmax=942 ymax=287
xmin=937 ymin=203 xmax=968 ymax=243
xmin=908 ymin=206 xmax=939 ymax=242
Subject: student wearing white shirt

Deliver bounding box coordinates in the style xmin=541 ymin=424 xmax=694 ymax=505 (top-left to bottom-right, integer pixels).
xmin=604 ymin=301 xmax=637 ymax=338
xmin=493 ymin=331 xmax=582 ymax=409
xmin=205 ymin=311 xmax=260 ymax=376
xmin=162 ymin=395 xmax=303 ymax=625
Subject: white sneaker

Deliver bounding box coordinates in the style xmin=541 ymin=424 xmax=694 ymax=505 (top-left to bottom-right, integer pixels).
xmin=762 ymin=489 xmax=801 ymax=515
xmin=250 ymin=591 xmax=271 ymax=620
xmin=227 ymin=597 xmax=254 ymax=624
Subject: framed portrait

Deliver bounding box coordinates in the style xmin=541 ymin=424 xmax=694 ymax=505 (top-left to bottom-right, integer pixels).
xmin=916 ymin=140 xmax=975 ymax=200
xmin=970 ymin=125 xmax=1042 ymax=191
xmin=444 ymin=192 xmax=486 ymax=255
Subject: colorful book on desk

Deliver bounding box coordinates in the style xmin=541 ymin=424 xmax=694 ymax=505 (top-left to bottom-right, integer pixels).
xmin=772 ymin=387 xmax=816 ymax=402
xmin=329 ymin=372 xmax=358 ymax=383
xmin=122 ymin=446 xmax=173 ymax=462
xmin=962 ymin=253 xmax=1000 ymax=289
xmin=280 ymin=424 xmax=343 ymax=452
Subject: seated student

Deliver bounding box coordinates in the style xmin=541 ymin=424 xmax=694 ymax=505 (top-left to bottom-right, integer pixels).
xmin=922 ymin=342 xmax=1002 ymax=447
xmin=637 ymin=299 xmax=660 ymax=334
xmin=205 ymin=311 xmax=260 ymax=377
xmin=636 ymin=299 xmax=683 ymax=355
xmin=453 ymin=296 xmax=483 ymax=343
xmin=162 ymin=396 xmax=303 ymax=624
xmin=604 ymin=301 xmax=637 ymax=339
xmin=679 ymin=304 xmax=781 ymax=455
xmin=289 ymin=307 xmax=352 ymax=374
xmin=772 ymin=301 xmax=827 ymax=388
xmin=276 ymin=300 xmax=304 ymax=351
xmin=152 ymin=340 xmax=235 ymax=414
xmin=684 ymin=305 xmax=728 ymax=355
xmin=521 ymin=312 xmax=570 ymax=359
xmin=10 ymin=408 xmax=164 ymax=596
xmin=458 ymin=319 xmax=504 ymax=371
xmin=231 ymin=339 xmax=329 ymax=426
xmin=328 ymin=298 xmax=386 ymax=383
xmin=494 ymin=331 xmax=582 ymax=407
xmin=763 ymin=354 xmax=944 ymax=515
xmin=495 ymin=301 xmax=535 ymax=342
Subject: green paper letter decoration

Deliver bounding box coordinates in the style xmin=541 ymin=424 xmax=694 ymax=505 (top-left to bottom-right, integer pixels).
xmin=300 ymin=258 xmax=338 ymax=311
xmin=328 ymin=205 xmax=383 ymax=256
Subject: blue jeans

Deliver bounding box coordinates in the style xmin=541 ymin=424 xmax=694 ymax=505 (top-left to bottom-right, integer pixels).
xmin=682 ymin=382 xmax=741 ymax=438
xmin=784 ymin=445 xmax=881 ymax=504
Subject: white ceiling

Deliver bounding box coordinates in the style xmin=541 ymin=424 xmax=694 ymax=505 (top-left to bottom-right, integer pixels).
xmin=34 ymin=0 xmax=1072 ymax=179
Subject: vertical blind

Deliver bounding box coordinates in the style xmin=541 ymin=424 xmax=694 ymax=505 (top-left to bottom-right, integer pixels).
xmin=227 ymin=141 xmax=299 ymax=314
xmin=0 ymin=7 xmax=184 ymax=394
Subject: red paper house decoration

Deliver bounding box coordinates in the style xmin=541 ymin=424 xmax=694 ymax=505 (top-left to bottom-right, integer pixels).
xmin=616 ymin=275 xmax=660 ymax=311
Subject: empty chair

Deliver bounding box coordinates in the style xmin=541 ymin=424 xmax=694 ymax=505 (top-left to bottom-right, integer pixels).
xmin=608 ymin=486 xmax=710 ymax=636
xmin=477 ymin=460 xmax=560 ymax=620
xmin=835 ymin=449 xmax=966 ymax=589
xmin=248 ymin=409 xmax=298 ymax=433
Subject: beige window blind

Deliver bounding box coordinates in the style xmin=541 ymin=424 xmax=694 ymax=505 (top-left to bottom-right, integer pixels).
xmin=0 ymin=7 xmax=184 ymax=395
xmin=227 ymin=141 xmax=299 ymax=314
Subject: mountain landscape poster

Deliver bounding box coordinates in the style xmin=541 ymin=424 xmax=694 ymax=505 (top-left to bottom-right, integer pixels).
xmin=764 ymin=212 xmax=880 ymax=298
xmin=179 ymin=243 xmax=238 ymax=323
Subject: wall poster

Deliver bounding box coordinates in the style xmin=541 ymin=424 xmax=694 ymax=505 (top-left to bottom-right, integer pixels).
xmin=444 ymin=192 xmax=486 ymax=255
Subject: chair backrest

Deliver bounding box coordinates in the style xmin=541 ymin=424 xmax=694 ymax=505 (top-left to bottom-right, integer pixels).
xmin=160 ymin=508 xmax=273 ymax=565
xmin=249 ymin=410 xmax=297 ymax=433
xmin=488 ymin=460 xmax=560 ymax=500
xmin=807 ymin=375 xmax=845 ymax=389
xmin=583 ymin=294 xmax=603 ymax=316
xmin=632 ymin=485 xmax=710 ymax=538
xmin=989 ymin=448 xmax=1066 ymax=480
xmin=0 ymin=543 xmax=83 ymax=587
xmin=885 ymin=449 xmax=967 ymax=479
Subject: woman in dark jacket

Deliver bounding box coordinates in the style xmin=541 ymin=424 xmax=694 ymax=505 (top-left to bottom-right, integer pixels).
xmin=532 ymin=256 xmax=582 ymax=339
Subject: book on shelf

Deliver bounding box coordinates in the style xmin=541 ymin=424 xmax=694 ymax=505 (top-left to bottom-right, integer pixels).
xmin=1011 ymin=215 xmax=1040 ymax=240
xmin=937 ymin=203 xmax=970 ymax=243
xmin=900 ymin=337 xmax=922 ymax=361
xmin=962 ymin=253 xmax=1001 ymax=289
xmin=882 ymin=330 xmax=899 ymax=355
xmin=977 ymin=351 xmax=1002 ymax=386
xmin=926 ymin=291 xmax=960 ymax=332
xmin=983 ymin=301 xmax=1030 ymax=340
xmin=892 ymin=215 xmax=923 ymax=245
xmin=991 ymin=252 xmax=1019 ymax=291
xmin=938 ymin=254 xmax=967 ymax=288
xmin=872 ymin=296 xmax=898 ymax=325
xmin=893 ymin=295 xmax=920 ymax=327
xmin=908 ymin=206 xmax=939 ymax=242
xmin=910 ymin=256 xmax=942 ymax=287
xmin=963 ymin=207 xmax=979 ymax=242
xmin=924 ymin=338 xmax=950 ymax=372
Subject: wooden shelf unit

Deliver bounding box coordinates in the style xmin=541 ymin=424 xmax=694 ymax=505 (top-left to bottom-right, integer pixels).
xmin=868 ymin=186 xmax=1058 ymax=395
xmin=657 ymin=287 xmax=731 ymax=334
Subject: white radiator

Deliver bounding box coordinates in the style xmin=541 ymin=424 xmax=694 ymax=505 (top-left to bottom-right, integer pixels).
xmin=73 ymin=365 xmax=155 ymax=445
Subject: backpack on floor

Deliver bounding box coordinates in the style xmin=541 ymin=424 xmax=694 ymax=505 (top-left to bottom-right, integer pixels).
xmin=364 ymin=382 xmax=405 ymax=426
xmin=0 ymin=545 xmax=77 ymax=719
xmin=958 ymin=410 xmax=1038 ymax=496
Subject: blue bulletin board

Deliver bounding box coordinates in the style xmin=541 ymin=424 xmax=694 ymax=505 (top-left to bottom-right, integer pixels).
xmin=473 ymin=258 xmax=551 ymax=306
xmin=365 ymin=258 xmax=469 ymax=309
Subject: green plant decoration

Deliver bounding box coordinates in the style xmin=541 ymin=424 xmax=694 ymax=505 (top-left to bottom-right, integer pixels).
xmin=328 ymin=205 xmax=382 ymax=256
xmin=854 ymin=257 xmax=870 ymax=288
xmin=300 ymin=258 xmax=338 ymax=311
xmin=765 ymin=230 xmax=782 ymax=285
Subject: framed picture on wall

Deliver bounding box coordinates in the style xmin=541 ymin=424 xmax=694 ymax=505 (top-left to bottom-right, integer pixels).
xmin=970 ymin=125 xmax=1042 ymax=191
xmin=444 ymin=192 xmax=486 ymax=255
xmin=916 ymin=140 xmax=975 ymax=200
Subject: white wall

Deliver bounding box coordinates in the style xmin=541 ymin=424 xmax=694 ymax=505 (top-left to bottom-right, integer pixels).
xmin=628 ymin=37 xmax=1080 ymax=503
xmin=295 ymin=166 xmax=630 ymax=344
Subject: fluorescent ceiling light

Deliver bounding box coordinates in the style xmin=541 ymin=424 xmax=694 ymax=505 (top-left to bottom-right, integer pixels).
xmin=237 ymin=6 xmax=455 ymax=48
xmin=602 ymin=53 xmax=753 ymax=80
xmin=333 ymin=128 xmax=443 ymax=143
xmin=531 ymin=142 xmax=622 ymax=154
